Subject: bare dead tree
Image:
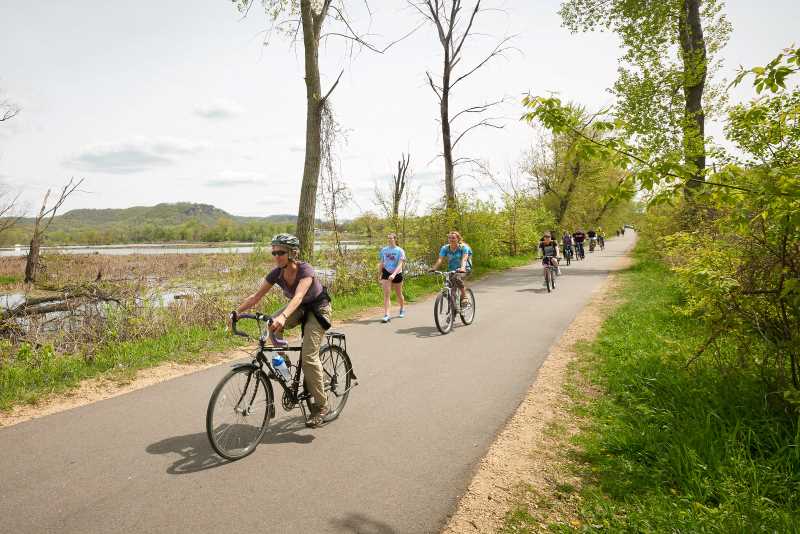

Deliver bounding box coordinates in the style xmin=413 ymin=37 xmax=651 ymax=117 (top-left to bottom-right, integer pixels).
xmin=0 ymin=95 xmax=20 ymax=123
xmin=375 ymin=152 xmax=412 ymax=232
xmin=0 ymin=189 xmax=21 ymax=237
xmin=235 ymin=1 xmax=416 ymax=260
xmin=409 ymin=0 xmax=512 ymax=209
xmin=318 ymin=103 xmax=351 ymax=258
xmin=24 ymin=178 xmax=84 ymax=284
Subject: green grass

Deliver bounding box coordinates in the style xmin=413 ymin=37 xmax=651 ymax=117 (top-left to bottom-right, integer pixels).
xmin=0 ymin=253 xmax=535 ymax=412
xmin=504 ymin=252 xmax=800 ymax=532
xmin=0 ymin=324 xmax=242 ymax=411
xmin=0 ymin=275 xmax=20 ymax=285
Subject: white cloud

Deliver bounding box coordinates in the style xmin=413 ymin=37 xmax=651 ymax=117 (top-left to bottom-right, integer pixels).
xmin=194 ymin=99 xmax=245 ymax=119
xmin=64 ymin=136 xmax=207 ymax=174
xmin=204 ymin=170 xmax=268 ymax=188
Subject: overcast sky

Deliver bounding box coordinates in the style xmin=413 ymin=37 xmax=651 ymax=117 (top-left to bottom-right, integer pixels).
xmin=0 ymin=1 xmax=797 ymax=219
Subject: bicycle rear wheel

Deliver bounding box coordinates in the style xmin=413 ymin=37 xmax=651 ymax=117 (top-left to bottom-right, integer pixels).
xmin=434 ymin=292 xmax=454 ymax=334
xmin=305 ymin=344 xmax=352 ymax=421
xmin=459 ymin=289 xmax=476 ymax=325
xmin=206 ymin=366 xmax=273 ymax=461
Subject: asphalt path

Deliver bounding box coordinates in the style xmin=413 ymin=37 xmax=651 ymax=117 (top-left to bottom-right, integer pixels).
xmin=0 ymin=232 xmax=635 ymax=534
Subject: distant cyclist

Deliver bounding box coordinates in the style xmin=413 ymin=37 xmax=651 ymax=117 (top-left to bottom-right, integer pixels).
xmin=597 ymin=228 xmax=605 ymax=250
xmin=378 ymin=233 xmax=406 ymax=323
xmin=561 ymin=232 xmax=574 ymax=261
xmin=232 ymin=233 xmax=331 ymax=428
xmin=430 ymin=231 xmax=473 ymax=309
xmin=587 ymin=228 xmax=598 ymax=252
xmin=572 ymin=229 xmax=587 ymax=259
xmin=539 ymin=233 xmax=560 ymax=279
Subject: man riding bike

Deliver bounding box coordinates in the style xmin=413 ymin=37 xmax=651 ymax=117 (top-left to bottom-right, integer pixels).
xmin=430 ymin=231 xmax=473 ymax=308
xmin=572 ymin=229 xmax=587 ymax=259
xmin=587 ymin=228 xmax=598 ymax=252
xmin=232 ymin=233 xmax=332 ymax=428
xmin=539 ymin=233 xmax=560 ymax=280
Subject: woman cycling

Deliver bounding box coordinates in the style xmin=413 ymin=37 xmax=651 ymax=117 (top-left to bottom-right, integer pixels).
xmin=540 ymin=233 xmax=561 ymax=279
xmin=430 ymin=231 xmax=472 ymax=308
xmin=378 ymin=233 xmax=406 ymax=323
xmin=232 ymin=233 xmax=331 ymax=428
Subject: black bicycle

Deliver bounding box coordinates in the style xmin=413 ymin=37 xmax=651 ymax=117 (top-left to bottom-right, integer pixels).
xmin=543 ymin=257 xmax=558 ymax=292
xmin=206 ymin=312 xmax=356 ymax=461
xmin=563 ymin=244 xmax=573 ymax=266
xmin=432 ymin=270 xmax=476 ymax=334
xmin=575 ymin=242 xmax=585 ymax=260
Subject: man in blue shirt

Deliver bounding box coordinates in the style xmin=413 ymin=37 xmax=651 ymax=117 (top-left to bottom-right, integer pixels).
xmin=430 ymin=231 xmax=473 ymax=308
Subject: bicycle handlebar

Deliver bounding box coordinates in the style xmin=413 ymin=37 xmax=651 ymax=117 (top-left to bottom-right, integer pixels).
xmin=230 ymin=311 xmax=271 ymax=339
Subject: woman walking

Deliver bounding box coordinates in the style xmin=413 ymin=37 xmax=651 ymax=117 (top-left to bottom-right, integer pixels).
xmin=378 ymin=233 xmax=406 ymax=323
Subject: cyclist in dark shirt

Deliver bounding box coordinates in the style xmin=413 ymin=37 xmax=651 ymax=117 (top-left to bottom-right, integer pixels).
xmin=572 ymin=229 xmax=587 ymax=259
xmin=233 ymin=233 xmax=331 ymax=428
xmin=587 ymin=229 xmax=598 ymax=252
xmin=539 ymin=233 xmax=561 ymax=278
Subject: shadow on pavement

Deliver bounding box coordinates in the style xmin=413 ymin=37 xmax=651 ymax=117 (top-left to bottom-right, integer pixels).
xmin=349 ymin=317 xmax=389 ymax=325
xmin=146 ymin=417 xmax=313 ymax=475
xmin=394 ymin=325 xmax=441 ymax=338
xmin=516 ymin=287 xmax=549 ymax=294
xmin=330 ymin=512 xmax=398 ymax=534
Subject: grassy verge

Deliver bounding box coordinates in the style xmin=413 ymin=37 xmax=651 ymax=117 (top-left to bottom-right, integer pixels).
xmin=503 ymin=253 xmax=800 ymax=532
xmin=0 ymin=254 xmax=534 ymax=412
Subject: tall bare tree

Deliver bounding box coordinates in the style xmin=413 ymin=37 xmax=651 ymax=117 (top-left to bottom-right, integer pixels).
xmin=409 ymin=0 xmax=511 ymax=209
xmin=235 ymin=1 xmax=412 ymax=259
xmin=25 ymin=178 xmax=83 ymax=284
xmin=375 ymin=153 xmax=411 ymax=230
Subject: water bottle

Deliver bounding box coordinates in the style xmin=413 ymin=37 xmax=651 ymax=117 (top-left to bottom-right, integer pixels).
xmin=271 ymin=354 xmax=291 ymax=381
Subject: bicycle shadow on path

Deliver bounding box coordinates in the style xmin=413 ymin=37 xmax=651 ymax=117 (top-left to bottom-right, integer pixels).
xmin=330 ymin=512 xmax=398 ymax=534
xmin=146 ymin=417 xmax=314 ymax=475
xmin=516 ymin=287 xmax=550 ymax=294
xmin=394 ymin=325 xmax=465 ymax=338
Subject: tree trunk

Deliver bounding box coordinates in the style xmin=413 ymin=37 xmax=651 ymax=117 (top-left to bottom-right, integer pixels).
xmin=441 ymin=55 xmax=456 ymax=209
xmin=296 ymin=0 xmax=325 ymax=260
xmin=678 ymin=0 xmax=707 ymax=194
xmin=24 ymin=231 xmax=41 ymax=284
xmin=554 ymin=160 xmax=580 ymax=226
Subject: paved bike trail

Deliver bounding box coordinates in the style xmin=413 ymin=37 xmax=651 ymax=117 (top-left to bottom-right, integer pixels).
xmin=0 ymin=232 xmax=636 ymax=534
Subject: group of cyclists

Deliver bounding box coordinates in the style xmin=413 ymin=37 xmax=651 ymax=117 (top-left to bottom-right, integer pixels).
xmin=230 ymin=226 xmax=605 ymax=428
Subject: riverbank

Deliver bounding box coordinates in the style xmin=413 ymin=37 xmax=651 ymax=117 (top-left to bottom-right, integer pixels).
xmin=0 ymin=253 xmax=534 ymax=425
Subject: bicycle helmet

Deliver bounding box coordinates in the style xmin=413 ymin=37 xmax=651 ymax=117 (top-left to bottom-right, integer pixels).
xmin=270 ymin=233 xmax=300 ymax=250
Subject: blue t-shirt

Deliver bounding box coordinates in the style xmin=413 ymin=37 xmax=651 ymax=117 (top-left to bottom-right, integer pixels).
xmin=379 ymin=246 xmax=406 ymax=273
xmin=439 ymin=243 xmax=473 ymax=272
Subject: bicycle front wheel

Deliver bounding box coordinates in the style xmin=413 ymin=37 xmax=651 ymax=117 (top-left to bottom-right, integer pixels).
xmin=206 ymin=366 xmax=273 ymax=461
xmin=545 ymin=269 xmax=551 ymax=293
xmin=459 ymin=289 xmax=476 ymax=325
xmin=434 ymin=292 xmax=454 ymax=334
xmin=305 ymin=344 xmax=353 ymax=421
xmin=550 ymin=268 xmax=556 ymax=290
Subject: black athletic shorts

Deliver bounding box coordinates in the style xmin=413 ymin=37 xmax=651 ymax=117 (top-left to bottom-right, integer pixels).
xmin=381 ymin=268 xmax=403 ymax=283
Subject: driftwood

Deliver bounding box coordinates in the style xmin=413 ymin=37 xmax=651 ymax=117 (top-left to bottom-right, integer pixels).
xmin=1 ymin=283 xmax=124 ymax=321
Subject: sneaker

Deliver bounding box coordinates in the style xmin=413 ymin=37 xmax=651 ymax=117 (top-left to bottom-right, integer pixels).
xmin=398 ymin=309 xmax=405 ymax=318
xmin=557 ymin=267 xmax=562 ymax=276
xmin=460 ymin=299 xmax=470 ymax=309
xmin=306 ymin=406 xmax=330 ymax=428
xmin=382 ymin=315 xmax=391 ymax=323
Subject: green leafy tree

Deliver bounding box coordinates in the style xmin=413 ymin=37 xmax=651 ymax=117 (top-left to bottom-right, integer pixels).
xmin=559 ymin=0 xmax=731 ymax=196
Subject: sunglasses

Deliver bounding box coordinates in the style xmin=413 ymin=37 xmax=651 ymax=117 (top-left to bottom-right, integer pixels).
xmin=271 ymin=250 xmax=288 ymax=257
